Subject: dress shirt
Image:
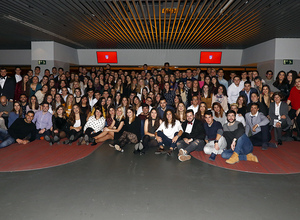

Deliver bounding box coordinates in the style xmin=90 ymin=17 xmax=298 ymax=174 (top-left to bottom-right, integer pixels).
xmin=15 ymin=74 xmax=22 ymax=83
xmin=185 ymin=119 xmax=194 ymax=134
xmin=0 ymin=76 xmax=7 ymax=88
xmin=32 ymin=110 xmax=52 ymax=130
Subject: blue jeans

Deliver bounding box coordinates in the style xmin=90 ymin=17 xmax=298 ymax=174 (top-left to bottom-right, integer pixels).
xmin=221 ymin=134 xmax=253 ymax=161
xmin=177 ymin=139 xmax=205 ymax=154
xmin=0 ymin=128 xmax=15 ymax=148
xmin=157 ymin=131 xmax=179 ymax=149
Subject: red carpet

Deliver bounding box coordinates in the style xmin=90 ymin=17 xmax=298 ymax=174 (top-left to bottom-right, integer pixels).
xmin=0 ymin=140 xmax=102 ymax=172
xmin=191 ymin=141 xmax=300 ymax=174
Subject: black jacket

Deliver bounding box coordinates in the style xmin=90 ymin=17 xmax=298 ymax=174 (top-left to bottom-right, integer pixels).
xmin=181 ymin=119 xmax=206 ymax=140
xmin=0 ymin=76 xmax=16 ymax=100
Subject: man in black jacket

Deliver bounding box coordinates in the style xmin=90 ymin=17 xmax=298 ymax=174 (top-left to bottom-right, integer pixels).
xmin=0 ymin=111 xmax=36 ymax=148
xmin=0 ymin=67 xmax=16 ymax=101
xmin=177 ymin=109 xmax=206 ymax=162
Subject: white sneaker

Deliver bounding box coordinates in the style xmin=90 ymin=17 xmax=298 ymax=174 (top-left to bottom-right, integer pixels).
xmin=178 ymin=155 xmax=191 ymax=162
xmin=109 ymin=144 xmax=114 ymax=148
xmin=178 ymin=148 xmax=187 ymax=156
xmin=115 ymin=145 xmax=123 ymax=152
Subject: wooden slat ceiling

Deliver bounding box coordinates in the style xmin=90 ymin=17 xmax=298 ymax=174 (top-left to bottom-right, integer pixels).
xmin=0 ymin=0 xmax=299 ymax=49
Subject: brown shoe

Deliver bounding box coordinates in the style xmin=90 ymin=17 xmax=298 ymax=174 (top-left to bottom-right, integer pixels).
xmin=226 ymin=152 xmax=239 ymax=164
xmin=246 ymin=153 xmax=259 ymax=162
xmin=178 ymin=155 xmax=191 ymax=162
xmin=167 ymin=149 xmax=173 ymax=156
xmin=155 ymin=147 xmax=166 ymax=154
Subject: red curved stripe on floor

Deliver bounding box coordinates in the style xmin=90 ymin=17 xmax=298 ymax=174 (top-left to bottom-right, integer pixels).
xmin=0 ymin=140 xmax=102 ymax=172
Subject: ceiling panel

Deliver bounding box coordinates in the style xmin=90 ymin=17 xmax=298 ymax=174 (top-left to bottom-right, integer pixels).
xmin=0 ymin=0 xmax=299 ymax=49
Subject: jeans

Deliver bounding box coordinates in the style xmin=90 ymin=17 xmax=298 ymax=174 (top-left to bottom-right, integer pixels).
xmin=0 ymin=128 xmax=15 ymax=148
xmin=177 ymin=139 xmax=205 ymax=154
xmin=221 ymin=134 xmax=253 ymax=161
xmin=156 ymin=131 xmax=179 ymax=149
xmin=249 ymin=125 xmax=271 ymax=146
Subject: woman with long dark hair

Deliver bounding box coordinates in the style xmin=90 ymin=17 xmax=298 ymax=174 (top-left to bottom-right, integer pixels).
xmin=63 ymin=104 xmax=86 ymax=145
xmin=212 ymin=102 xmax=226 ymax=126
xmin=201 ymin=84 xmax=212 ymax=109
xmin=8 ymin=102 xmax=22 ymax=128
xmin=195 ymin=102 xmax=208 ymax=122
xmin=26 ymin=95 xmax=39 ymax=113
xmin=236 ymin=95 xmax=247 ymax=117
xmin=155 ymin=109 xmax=183 ymax=156
xmin=112 ymin=107 xmax=141 ymax=152
xmin=79 ymin=95 xmax=91 ymax=120
xmin=212 ymin=84 xmax=228 ymax=112
xmin=45 ymin=105 xmax=68 ymax=145
xmin=78 ymin=106 xmax=106 ymax=145
xmin=273 ymin=71 xmax=289 ymax=100
xmin=140 ymin=108 xmax=162 ymax=155
xmin=14 ymin=74 xmax=30 ymax=101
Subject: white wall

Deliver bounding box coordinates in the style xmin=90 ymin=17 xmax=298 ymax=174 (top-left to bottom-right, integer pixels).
xmin=77 ymin=49 xmax=243 ymax=66
xmin=0 ymin=50 xmax=31 ymax=65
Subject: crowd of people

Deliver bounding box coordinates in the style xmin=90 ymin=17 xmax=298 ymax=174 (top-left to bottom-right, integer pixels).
xmin=0 ymin=63 xmax=300 ymax=164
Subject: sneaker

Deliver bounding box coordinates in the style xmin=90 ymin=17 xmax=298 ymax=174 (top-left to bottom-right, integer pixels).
xmin=109 ymin=144 xmax=115 ymax=148
xmin=77 ymin=137 xmax=84 ymax=146
xmin=167 ymin=149 xmax=173 ymax=156
xmin=209 ymin=153 xmax=217 ymax=161
xmin=84 ymin=134 xmax=89 ymax=145
xmin=155 ymin=148 xmax=166 ymax=155
xmin=63 ymin=140 xmax=70 ymax=145
xmin=44 ymin=135 xmax=51 ymax=142
xmin=69 ymin=135 xmax=75 ymax=142
xmin=178 ymin=148 xmax=187 ymax=157
xmin=115 ymin=145 xmax=123 ymax=152
xmin=53 ymin=136 xmax=60 ymax=143
xmin=178 ymin=155 xmax=191 ymax=162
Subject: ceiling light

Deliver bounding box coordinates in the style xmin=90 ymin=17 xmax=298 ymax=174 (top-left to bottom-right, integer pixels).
xmin=220 ymin=0 xmax=234 ymax=14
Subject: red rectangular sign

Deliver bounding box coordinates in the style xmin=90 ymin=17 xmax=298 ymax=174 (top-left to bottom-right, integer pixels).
xmin=200 ymin=51 xmax=222 ymax=64
xmin=96 ymin=51 xmax=118 ymax=63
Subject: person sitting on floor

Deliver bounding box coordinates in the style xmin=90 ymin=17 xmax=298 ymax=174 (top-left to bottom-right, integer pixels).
xmin=32 ymin=102 xmax=52 ymax=140
xmin=221 ymin=110 xmax=259 ymax=164
xmin=245 ymin=103 xmax=277 ymax=150
xmin=287 ymin=77 xmax=300 ymax=140
xmin=176 ymin=109 xmax=206 ymax=162
xmin=155 ymin=109 xmax=183 ymax=156
xmin=79 ymin=106 xmax=105 ymax=146
xmin=0 ymin=111 xmax=36 ymax=149
xmin=203 ymin=110 xmax=227 ymax=161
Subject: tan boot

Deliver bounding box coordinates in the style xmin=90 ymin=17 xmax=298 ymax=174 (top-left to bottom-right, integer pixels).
xmin=226 ymin=152 xmax=239 ymax=164
xmin=246 ymin=153 xmax=259 ymax=162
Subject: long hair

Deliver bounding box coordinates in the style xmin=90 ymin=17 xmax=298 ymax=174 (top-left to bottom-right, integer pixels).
xmin=29 ymin=95 xmax=39 ymax=110
xmin=214 ymin=84 xmax=227 ymax=96
xmin=147 ymin=108 xmax=160 ymax=131
xmin=236 ymin=95 xmax=246 ymax=107
xmin=212 ymin=102 xmax=224 ymax=118
xmin=116 ymin=106 xmax=125 ymax=121
xmin=195 ymin=102 xmax=207 ymax=121
xmin=21 ymin=74 xmax=30 ymax=97
xmin=67 ymin=104 xmax=82 ymax=125
xmin=79 ymin=95 xmax=91 ymax=116
xmin=54 ymin=105 xmax=67 ymax=119
xmin=273 ymin=71 xmax=288 ymax=87
xmin=127 ymin=107 xmax=136 ymax=123
xmin=175 ymin=102 xmax=186 ymax=121
xmin=163 ymin=109 xmax=176 ymax=128
xmin=12 ymin=101 xmax=23 ymax=118
xmin=287 ymin=70 xmax=298 ymax=86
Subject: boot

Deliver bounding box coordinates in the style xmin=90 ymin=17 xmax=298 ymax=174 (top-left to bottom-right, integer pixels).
xmin=246 ymin=153 xmax=259 ymax=162
xmin=77 ymin=137 xmax=84 ymax=145
xmin=226 ymin=152 xmax=239 ymax=164
xmin=44 ymin=135 xmax=54 ymax=146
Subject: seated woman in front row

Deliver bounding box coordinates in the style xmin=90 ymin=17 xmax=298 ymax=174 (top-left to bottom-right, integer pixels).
xmin=155 ymin=109 xmax=183 ymax=156
xmin=78 ymin=106 xmax=106 ymax=145
xmin=45 ymin=105 xmax=68 ymax=145
xmin=138 ymin=108 xmax=162 ymax=155
xmin=93 ymin=106 xmax=125 ymax=144
xmin=112 ymin=107 xmax=141 ymax=152
xmin=63 ymin=104 xmax=86 ymax=145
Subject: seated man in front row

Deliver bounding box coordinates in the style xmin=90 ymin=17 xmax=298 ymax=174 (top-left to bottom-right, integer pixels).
xmin=203 ymin=110 xmax=227 ymax=161
xmin=0 ymin=111 xmax=36 ymax=149
xmin=177 ymin=109 xmax=206 ymax=162
xmin=245 ymin=103 xmax=277 ymax=150
xmin=221 ymin=110 xmax=258 ymax=164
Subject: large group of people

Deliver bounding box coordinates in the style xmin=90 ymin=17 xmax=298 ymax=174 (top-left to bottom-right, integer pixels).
xmin=0 ymin=63 xmax=300 ymax=164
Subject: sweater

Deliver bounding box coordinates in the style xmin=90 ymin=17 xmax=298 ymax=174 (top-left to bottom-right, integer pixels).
xmin=8 ymin=118 xmax=36 ymax=141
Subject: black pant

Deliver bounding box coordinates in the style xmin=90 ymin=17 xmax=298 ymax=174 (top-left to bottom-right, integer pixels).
xmin=85 ymin=128 xmax=102 ymax=138
xmin=289 ymin=109 xmax=300 ymax=135
xmin=68 ymin=129 xmax=83 ymax=141
xmin=142 ymin=135 xmax=159 ymax=153
xmin=249 ymin=125 xmax=271 ymax=146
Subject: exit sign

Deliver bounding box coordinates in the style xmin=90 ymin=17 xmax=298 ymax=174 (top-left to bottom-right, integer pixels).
xmin=38 ymin=60 xmax=46 ymax=65
xmin=283 ymin=59 xmax=293 ymax=65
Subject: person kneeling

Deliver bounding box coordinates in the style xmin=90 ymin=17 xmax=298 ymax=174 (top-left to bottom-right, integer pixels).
xmin=177 ymin=109 xmax=206 ymax=162
xmin=0 ymin=111 xmax=36 ymax=148
xmin=221 ymin=110 xmax=258 ymax=164
xmin=203 ymin=110 xmax=227 ymax=161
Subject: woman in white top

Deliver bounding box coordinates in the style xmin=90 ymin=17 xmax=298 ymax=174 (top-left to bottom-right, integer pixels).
xmin=35 ymin=84 xmax=49 ymax=104
xmin=155 ymin=109 xmax=183 ymax=156
xmin=78 ymin=106 xmax=106 ymax=145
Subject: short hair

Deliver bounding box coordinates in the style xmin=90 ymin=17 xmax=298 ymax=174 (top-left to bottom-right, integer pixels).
xmin=250 ymin=103 xmax=259 ymax=108
xmin=254 ymin=76 xmax=262 ymax=81
xmin=142 ymin=103 xmax=149 ymax=109
xmin=26 ymin=110 xmax=35 ymax=115
xmin=226 ymin=110 xmax=236 ymax=116
xmin=164 ymin=62 xmax=170 ymax=66
xmin=233 ymin=75 xmax=240 ymax=80
xmin=35 ymin=66 xmax=40 ymax=70
xmin=186 ymin=109 xmax=194 ymax=115
xmin=160 ymin=98 xmax=167 ymax=103
xmin=41 ymin=102 xmax=49 ymax=106
xmin=272 ymin=92 xmax=283 ymax=100
xmin=244 ymin=81 xmax=251 ymax=86
xmin=204 ymin=110 xmax=213 ymax=117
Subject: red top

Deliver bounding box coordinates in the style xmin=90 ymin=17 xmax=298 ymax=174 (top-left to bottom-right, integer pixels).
xmin=288 ymin=86 xmax=300 ymax=110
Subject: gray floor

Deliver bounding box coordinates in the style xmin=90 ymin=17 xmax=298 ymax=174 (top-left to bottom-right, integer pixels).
xmin=1 ymin=142 xmax=299 ymax=220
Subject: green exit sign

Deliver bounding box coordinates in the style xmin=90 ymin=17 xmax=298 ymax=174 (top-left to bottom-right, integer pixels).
xmin=283 ymin=59 xmax=293 ymax=65
xmin=38 ymin=60 xmax=46 ymax=65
